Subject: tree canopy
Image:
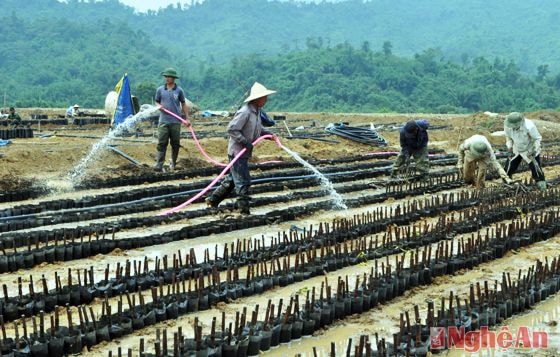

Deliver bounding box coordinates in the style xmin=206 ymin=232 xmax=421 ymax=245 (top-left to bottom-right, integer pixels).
xmin=1 ymin=0 xmax=559 ymax=112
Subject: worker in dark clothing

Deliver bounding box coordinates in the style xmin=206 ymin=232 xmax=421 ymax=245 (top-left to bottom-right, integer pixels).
xmin=391 ymin=119 xmax=430 ymax=179
xmin=7 ymin=107 xmax=22 ymax=127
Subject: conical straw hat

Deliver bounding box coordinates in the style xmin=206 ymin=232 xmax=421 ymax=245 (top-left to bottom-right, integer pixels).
xmin=244 ymin=82 xmax=276 ymax=103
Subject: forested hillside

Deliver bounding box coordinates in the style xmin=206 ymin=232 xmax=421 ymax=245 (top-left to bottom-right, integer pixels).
xmin=1 ymin=0 xmax=560 ymax=112
xmin=187 ymin=44 xmax=560 ymax=113
xmin=4 ymin=0 xmax=559 ymax=72
xmin=0 ymin=14 xmax=172 ymax=108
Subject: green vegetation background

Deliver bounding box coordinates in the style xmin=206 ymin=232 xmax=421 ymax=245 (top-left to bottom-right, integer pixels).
xmin=1 ymin=0 xmax=559 ymax=112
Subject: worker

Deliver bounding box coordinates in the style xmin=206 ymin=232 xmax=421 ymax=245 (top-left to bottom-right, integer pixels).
xmin=391 ymin=119 xmax=430 ymax=179
xmin=457 ymin=134 xmax=512 ymax=188
xmin=154 ymin=67 xmax=190 ymax=172
xmin=66 ymin=104 xmax=81 ymax=117
xmin=7 ymin=107 xmax=22 ymax=127
xmin=503 ymin=112 xmax=546 ymax=190
xmin=205 ymin=82 xmax=277 ymax=215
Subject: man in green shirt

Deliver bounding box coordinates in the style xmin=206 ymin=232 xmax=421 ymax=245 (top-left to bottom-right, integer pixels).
xmin=7 ymin=107 xmax=22 ymax=127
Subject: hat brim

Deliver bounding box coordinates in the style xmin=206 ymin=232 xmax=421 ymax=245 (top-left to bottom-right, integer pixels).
xmin=162 ymin=73 xmax=179 ymax=79
xmin=244 ymin=90 xmax=276 ymax=103
xmin=504 ymin=120 xmax=522 ymax=129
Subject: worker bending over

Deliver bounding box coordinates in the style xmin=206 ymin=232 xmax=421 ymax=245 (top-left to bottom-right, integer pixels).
xmin=503 ymin=112 xmax=546 ymax=191
xmin=391 ymin=119 xmax=430 ymax=180
xmin=457 ymin=134 xmax=512 ymax=188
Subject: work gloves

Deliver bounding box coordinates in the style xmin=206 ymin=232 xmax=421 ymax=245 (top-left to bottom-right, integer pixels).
xmin=456 ymin=164 xmax=463 ymax=178
xmin=244 ymin=141 xmax=254 ymax=155
xmin=403 ymin=150 xmax=410 ymax=159
xmin=528 ymin=143 xmax=540 ymax=158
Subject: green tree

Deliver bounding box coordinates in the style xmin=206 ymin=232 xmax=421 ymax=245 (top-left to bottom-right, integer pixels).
xmin=537 ymin=64 xmax=549 ymax=81
xmin=382 ymin=41 xmax=392 ymax=56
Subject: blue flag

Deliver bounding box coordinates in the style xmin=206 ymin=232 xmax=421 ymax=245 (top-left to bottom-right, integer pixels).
xmin=113 ymin=74 xmax=134 ymax=125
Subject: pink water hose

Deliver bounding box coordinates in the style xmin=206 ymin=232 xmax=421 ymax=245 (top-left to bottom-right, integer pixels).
xmin=159 ymin=106 xmax=282 ymax=167
xmin=157 ymin=106 xmax=282 ymax=215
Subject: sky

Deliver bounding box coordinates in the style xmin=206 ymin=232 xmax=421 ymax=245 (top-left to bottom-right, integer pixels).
xmin=117 ymin=0 xmax=199 ymax=12
xmin=116 ymin=0 xmax=329 ymax=13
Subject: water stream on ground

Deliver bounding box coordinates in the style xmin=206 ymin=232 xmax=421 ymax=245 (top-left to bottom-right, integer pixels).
xmin=280 ymin=144 xmax=347 ymax=210
xmin=61 ymin=106 xmax=159 ymax=189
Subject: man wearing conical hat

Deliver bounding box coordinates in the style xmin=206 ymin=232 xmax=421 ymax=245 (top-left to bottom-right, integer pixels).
xmin=154 ymin=67 xmax=190 ymax=172
xmin=205 ymin=82 xmax=277 ymax=215
xmin=503 ymin=112 xmax=546 ymax=190
xmin=457 ymin=134 xmax=512 ymax=188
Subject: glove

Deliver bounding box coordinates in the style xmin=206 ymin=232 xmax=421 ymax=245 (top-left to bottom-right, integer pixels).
xmin=402 ymin=150 xmax=410 ymax=160
xmin=456 ymin=165 xmax=463 ymax=178
xmin=531 ymin=143 xmax=540 ymax=156
xmin=244 ymin=141 xmax=254 ymax=154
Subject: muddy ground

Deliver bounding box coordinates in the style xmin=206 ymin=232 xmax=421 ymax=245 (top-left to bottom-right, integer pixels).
xmin=1 ymin=108 xmax=560 ymax=356
xmin=3 ymin=108 xmax=560 ymax=184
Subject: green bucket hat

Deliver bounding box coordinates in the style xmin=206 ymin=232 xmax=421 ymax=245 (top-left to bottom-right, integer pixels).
xmin=471 ymin=141 xmax=488 ymax=156
xmin=161 ymin=67 xmax=179 ymax=78
xmin=505 ymin=112 xmax=523 ymax=129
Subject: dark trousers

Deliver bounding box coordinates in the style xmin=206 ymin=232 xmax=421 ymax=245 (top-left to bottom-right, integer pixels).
xmin=209 ymin=156 xmax=251 ymax=208
xmin=506 ymin=154 xmax=545 ymax=181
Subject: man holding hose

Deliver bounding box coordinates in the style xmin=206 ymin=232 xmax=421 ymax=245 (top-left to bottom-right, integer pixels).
xmin=205 ymin=82 xmax=277 ymax=215
xmin=154 ymin=67 xmax=190 ymax=172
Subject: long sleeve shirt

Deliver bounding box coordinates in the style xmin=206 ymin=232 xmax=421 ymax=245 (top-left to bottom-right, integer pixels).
xmin=7 ymin=112 xmax=21 ymax=123
xmin=227 ymin=103 xmax=272 ymax=158
xmin=458 ymin=134 xmax=510 ymax=182
xmin=399 ymin=119 xmax=429 ymax=154
xmin=504 ymin=118 xmax=541 ymax=163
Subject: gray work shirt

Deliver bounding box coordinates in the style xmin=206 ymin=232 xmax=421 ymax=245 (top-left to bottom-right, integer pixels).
xmin=154 ymin=84 xmax=186 ymax=124
xmin=228 ymin=103 xmax=271 ymax=158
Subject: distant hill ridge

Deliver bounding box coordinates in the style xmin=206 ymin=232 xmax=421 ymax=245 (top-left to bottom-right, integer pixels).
xmin=3 ymin=0 xmax=559 ymax=73
xmin=1 ymin=0 xmax=559 ymax=111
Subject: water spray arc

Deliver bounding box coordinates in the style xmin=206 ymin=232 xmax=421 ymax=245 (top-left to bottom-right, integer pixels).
xmin=158 ymin=107 xmax=347 ymax=214
xmin=65 ymin=106 xmax=160 ymax=187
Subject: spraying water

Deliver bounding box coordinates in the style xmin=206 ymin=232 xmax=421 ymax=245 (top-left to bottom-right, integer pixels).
xmin=64 ymin=105 xmax=160 ymax=189
xmin=280 ymin=144 xmax=347 ymax=210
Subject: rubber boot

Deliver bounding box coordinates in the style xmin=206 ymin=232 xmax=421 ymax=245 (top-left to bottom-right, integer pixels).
xmin=154 ymin=151 xmax=165 ymax=172
xmin=169 ymin=147 xmax=179 ymax=171
xmin=237 ymin=197 xmax=250 ymax=215
xmin=206 ymin=181 xmax=234 ymax=208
